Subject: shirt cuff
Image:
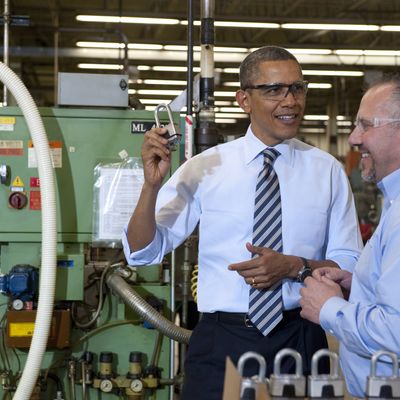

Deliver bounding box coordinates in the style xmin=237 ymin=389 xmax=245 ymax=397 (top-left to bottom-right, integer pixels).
xmin=320 ymin=296 xmax=348 ymax=336
xmin=328 ymin=254 xmax=358 ymax=272
xmin=122 ymin=226 xmax=163 ymax=265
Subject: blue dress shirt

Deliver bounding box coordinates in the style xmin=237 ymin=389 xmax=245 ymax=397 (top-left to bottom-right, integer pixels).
xmin=123 ymin=127 xmax=362 ymax=313
xmin=320 ymin=167 xmax=400 ymax=397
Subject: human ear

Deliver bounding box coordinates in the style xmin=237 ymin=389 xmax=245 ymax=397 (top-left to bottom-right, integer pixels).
xmin=236 ymin=90 xmax=251 ymax=113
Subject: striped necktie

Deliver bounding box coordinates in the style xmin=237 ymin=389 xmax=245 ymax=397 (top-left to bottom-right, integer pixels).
xmin=248 ymin=148 xmax=283 ymax=336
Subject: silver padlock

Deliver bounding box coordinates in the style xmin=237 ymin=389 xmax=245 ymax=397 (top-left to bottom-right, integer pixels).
xmin=154 ymin=103 xmax=181 ymax=150
xmin=308 ymin=349 xmax=344 ymax=398
xmin=366 ymin=350 xmax=400 ymax=398
xmin=237 ymin=351 xmax=267 ymax=400
xmin=269 ymin=348 xmax=306 ymax=398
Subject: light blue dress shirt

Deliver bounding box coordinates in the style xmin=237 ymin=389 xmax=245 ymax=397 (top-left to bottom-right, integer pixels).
xmin=123 ymin=127 xmax=362 ymax=313
xmin=320 ymin=168 xmax=400 ymax=397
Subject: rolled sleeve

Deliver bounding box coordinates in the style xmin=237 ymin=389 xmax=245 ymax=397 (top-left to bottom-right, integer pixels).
xmin=122 ymin=226 xmax=164 ymax=266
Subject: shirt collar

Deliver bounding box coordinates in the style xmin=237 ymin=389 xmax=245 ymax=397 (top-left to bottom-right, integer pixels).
xmin=244 ymin=125 xmax=294 ymax=165
xmin=377 ymin=168 xmax=400 ymax=210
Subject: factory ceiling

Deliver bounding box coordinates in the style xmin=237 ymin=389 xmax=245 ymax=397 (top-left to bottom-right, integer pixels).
xmin=2 ymin=0 xmax=400 ymax=136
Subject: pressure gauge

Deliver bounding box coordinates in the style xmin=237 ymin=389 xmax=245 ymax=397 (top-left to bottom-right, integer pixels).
xmin=100 ymin=379 xmax=113 ymax=393
xmin=130 ymin=379 xmax=144 ymax=393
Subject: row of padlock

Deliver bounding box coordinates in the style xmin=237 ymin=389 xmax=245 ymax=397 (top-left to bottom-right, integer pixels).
xmin=238 ymin=348 xmax=400 ymax=399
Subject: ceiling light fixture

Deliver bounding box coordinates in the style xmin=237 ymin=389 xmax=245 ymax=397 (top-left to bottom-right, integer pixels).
xmin=76 ymin=15 xmax=180 ymax=24
xmin=77 ymin=63 xmax=122 ymax=70
xmin=281 ymin=23 xmax=379 ymax=31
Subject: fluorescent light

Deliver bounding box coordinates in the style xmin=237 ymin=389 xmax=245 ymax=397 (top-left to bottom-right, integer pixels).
xmin=215 ymin=113 xmax=248 ymax=118
xmin=136 ymin=89 xmax=183 ymax=95
xmin=303 ymin=115 xmax=347 ymax=121
xmin=304 ymin=115 xmax=330 ymax=121
xmin=308 ymin=83 xmax=332 ymax=89
xmin=281 ymin=23 xmax=379 ymax=31
xmin=288 ymin=48 xmax=332 ymax=55
xmin=77 ymin=41 xmax=124 ymax=49
xmin=215 ymin=91 xmax=237 ymax=97
xmin=77 ymin=41 xmax=164 ymax=50
xmin=335 ymin=49 xmax=400 ymax=56
xmin=129 ymin=43 xmax=163 ymax=50
xmin=299 ymin=128 xmax=326 ymax=133
xmin=139 ymin=99 xmax=171 ymax=104
xmin=337 ymin=121 xmax=352 ymax=126
xmin=76 ymin=15 xmax=180 ymax=25
xmin=223 ymin=82 xmax=240 ymax=87
xmin=215 ymin=101 xmax=234 ymax=106
xmin=78 ymin=63 xmax=122 ymax=70
xmin=223 ymin=68 xmax=240 ymax=74
xmin=303 ymin=69 xmax=364 ymax=77
xmin=215 ymin=118 xmax=237 ymax=123
xmin=380 ymin=25 xmax=400 ymax=32
xmin=137 ymin=65 xmax=151 ymax=71
xmin=250 ymin=47 xmax=332 ymax=55
xmin=215 ymin=21 xmax=279 ymax=29
xmin=219 ymin=107 xmax=245 ymax=113
xmin=153 ymin=65 xmax=201 ymax=72
xmin=143 ymin=79 xmax=187 ymax=85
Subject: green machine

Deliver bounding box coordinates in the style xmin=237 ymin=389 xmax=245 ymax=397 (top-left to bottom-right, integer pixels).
xmin=0 ymin=106 xmax=186 ymax=399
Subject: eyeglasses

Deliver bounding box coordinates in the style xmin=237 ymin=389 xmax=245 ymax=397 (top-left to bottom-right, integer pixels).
xmin=353 ymin=117 xmax=400 ymax=132
xmin=243 ymin=80 xmax=308 ymax=101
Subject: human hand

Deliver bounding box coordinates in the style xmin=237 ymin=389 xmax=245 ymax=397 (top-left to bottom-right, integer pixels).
xmin=299 ymin=276 xmax=344 ymax=324
xmin=313 ymin=267 xmax=352 ymax=293
xmin=228 ymin=243 xmax=291 ymax=289
xmin=142 ymin=127 xmax=172 ymax=188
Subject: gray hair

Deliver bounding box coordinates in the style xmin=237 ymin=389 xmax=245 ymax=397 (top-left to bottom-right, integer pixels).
xmin=366 ymin=73 xmax=400 ymax=104
xmin=239 ymin=46 xmax=302 ymax=90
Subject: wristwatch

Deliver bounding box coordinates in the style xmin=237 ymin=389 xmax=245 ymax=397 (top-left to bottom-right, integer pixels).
xmin=297 ymin=257 xmax=312 ymax=282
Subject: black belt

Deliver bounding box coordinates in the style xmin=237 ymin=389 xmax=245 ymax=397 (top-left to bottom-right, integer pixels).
xmin=202 ymin=308 xmax=301 ymax=328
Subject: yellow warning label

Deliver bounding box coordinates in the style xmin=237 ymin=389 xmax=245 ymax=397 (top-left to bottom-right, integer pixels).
xmin=11 ymin=176 xmax=24 ymax=187
xmin=9 ymin=322 xmax=35 ymax=337
xmin=0 ymin=117 xmax=16 ymax=125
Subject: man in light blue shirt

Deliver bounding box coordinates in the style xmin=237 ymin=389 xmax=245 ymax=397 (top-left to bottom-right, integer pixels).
xmin=300 ymin=74 xmax=400 ymax=397
xmin=123 ymin=46 xmax=362 ymax=400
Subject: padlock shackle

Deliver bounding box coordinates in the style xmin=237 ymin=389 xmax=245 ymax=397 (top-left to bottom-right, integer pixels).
xmin=273 ymin=348 xmax=303 ymax=377
xmin=154 ymin=103 xmax=175 ymax=128
xmin=311 ymin=349 xmax=340 ymax=377
xmin=237 ymin=351 xmax=267 ymax=381
xmin=370 ymin=350 xmax=399 ymax=378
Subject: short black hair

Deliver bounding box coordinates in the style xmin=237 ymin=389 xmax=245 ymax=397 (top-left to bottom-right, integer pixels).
xmin=239 ymin=46 xmax=302 ymax=90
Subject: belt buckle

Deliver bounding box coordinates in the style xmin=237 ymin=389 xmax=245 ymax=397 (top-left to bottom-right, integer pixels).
xmin=244 ymin=315 xmax=252 ymax=328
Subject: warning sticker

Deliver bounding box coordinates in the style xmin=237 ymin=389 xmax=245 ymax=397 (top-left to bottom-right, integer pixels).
xmin=0 ymin=117 xmax=16 ymax=132
xmin=30 ymin=177 xmax=40 ymax=188
xmin=12 ymin=176 xmax=24 ymax=187
xmin=29 ymin=190 xmax=41 ymax=210
xmin=9 ymin=322 xmax=35 ymax=337
xmin=0 ymin=140 xmax=23 ymax=156
xmin=28 ymin=140 xmax=62 ymax=168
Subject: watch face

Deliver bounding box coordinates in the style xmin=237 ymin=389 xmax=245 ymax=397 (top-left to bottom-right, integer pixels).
xmin=299 ymin=268 xmax=312 ymax=282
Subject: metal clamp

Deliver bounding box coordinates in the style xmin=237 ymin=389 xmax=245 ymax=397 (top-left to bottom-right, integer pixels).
xmin=154 ymin=103 xmax=181 ymax=150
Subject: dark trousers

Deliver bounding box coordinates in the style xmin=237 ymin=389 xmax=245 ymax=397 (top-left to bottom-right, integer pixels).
xmin=181 ymin=308 xmax=328 ymax=400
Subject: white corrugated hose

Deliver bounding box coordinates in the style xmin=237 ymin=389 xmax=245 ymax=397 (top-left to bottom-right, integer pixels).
xmin=0 ymin=62 xmax=57 ymax=400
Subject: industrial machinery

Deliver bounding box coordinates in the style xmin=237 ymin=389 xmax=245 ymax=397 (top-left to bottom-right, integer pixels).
xmin=0 ymin=103 xmax=188 ymax=399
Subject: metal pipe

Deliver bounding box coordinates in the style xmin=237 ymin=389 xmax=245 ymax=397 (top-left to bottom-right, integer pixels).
xmin=195 ymin=0 xmax=218 ymax=154
xmin=185 ymin=0 xmax=194 ymax=160
xmin=106 ymin=272 xmax=191 ymax=344
xmin=3 ymin=0 xmax=10 ymax=105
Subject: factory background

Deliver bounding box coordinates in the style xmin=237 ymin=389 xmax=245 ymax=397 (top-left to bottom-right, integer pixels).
xmin=0 ymin=0 xmax=397 ymax=399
